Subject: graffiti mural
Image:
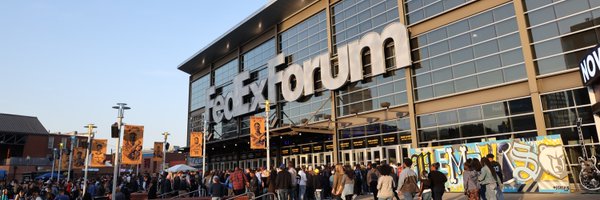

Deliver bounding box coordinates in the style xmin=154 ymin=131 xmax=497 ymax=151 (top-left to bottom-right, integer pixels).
xmin=408 ymin=135 xmax=570 ymax=193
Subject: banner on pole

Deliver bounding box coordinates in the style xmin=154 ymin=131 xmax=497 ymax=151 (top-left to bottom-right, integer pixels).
xmin=72 ymin=147 xmax=86 ymax=169
xmin=55 ymin=150 xmax=70 ymax=171
xmin=190 ymin=132 xmax=203 ymax=158
xmin=153 ymin=142 xmax=164 ymax=161
xmin=250 ymin=116 xmax=266 ymax=149
xmin=122 ymin=125 xmax=144 ymax=164
xmin=91 ymin=139 xmax=107 ymax=167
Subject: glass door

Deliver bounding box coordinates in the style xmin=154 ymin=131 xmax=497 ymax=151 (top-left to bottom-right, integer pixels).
xmin=354 ymin=149 xmax=366 ymax=166
xmin=312 ymin=153 xmax=322 ymax=168
xmin=370 ymin=147 xmax=386 ymax=164
xmin=300 ymin=154 xmax=309 ymax=168
xmin=341 ymin=150 xmax=354 ymax=165
xmin=385 ymin=146 xmax=400 ymax=166
xmin=324 ymin=152 xmax=333 ymax=166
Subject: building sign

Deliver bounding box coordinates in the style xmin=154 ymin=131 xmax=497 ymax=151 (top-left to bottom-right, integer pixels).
xmin=400 ymin=134 xmax=411 ymax=144
xmin=352 ymin=139 xmax=365 ymax=148
xmin=301 ymin=146 xmax=311 ymax=154
xmin=408 ymin=135 xmax=570 ymax=193
xmin=207 ymin=22 xmax=411 ymax=122
xmin=291 ymin=147 xmax=300 ymax=154
xmin=382 ymin=134 xmax=398 ymax=145
xmin=367 ymin=136 xmax=381 ymax=147
xmin=281 ymin=149 xmax=290 ymax=156
xmin=313 ymin=144 xmax=323 ymax=152
xmin=325 ymin=142 xmax=334 ymax=151
xmin=579 ymin=44 xmax=600 ymax=86
xmin=339 ymin=140 xmax=351 ymax=150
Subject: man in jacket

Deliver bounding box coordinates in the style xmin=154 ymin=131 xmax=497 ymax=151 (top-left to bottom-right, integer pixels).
xmin=397 ymin=159 xmax=418 ymax=200
xmin=428 ymin=162 xmax=447 ymax=200
xmin=230 ymin=167 xmax=248 ymax=195
xmin=366 ymin=163 xmax=380 ymax=199
xmin=276 ymin=165 xmax=292 ymax=200
xmin=288 ymin=164 xmax=298 ymax=200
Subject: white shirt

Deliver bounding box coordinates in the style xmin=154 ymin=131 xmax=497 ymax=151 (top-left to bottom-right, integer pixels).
xmin=298 ymin=170 xmax=307 ymax=186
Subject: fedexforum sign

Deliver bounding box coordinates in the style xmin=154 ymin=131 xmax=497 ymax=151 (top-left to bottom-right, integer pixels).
xmin=580 ymin=44 xmax=600 ymax=86
xmin=207 ymin=22 xmax=411 ymax=123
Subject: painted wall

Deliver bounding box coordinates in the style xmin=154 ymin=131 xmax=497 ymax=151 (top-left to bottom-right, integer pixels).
xmin=408 ymin=135 xmax=570 ymax=193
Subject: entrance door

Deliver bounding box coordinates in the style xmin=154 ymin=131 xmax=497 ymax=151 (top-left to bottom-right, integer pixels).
xmin=299 ymin=154 xmax=309 ymax=168
xmin=354 ymin=149 xmax=366 ymax=166
xmin=341 ymin=150 xmax=354 ymax=165
xmin=370 ymin=147 xmax=386 ymax=164
xmin=385 ymin=146 xmax=400 ymax=165
xmin=312 ymin=153 xmax=322 ymax=167
xmin=324 ymin=152 xmax=333 ymax=166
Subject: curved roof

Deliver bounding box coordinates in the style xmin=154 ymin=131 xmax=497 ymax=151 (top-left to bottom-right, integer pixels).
xmin=178 ymin=0 xmax=318 ymax=74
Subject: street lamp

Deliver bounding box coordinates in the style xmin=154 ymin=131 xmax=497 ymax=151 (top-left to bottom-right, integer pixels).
xmin=67 ymin=132 xmax=77 ymax=181
xmin=259 ymin=100 xmax=272 ymax=171
xmin=161 ymin=132 xmax=170 ymax=171
xmin=58 ymin=142 xmax=64 ymax=183
xmin=82 ymin=124 xmax=96 ymax=198
xmin=111 ymin=103 xmax=130 ymax=200
xmin=51 ymin=148 xmax=57 ymax=180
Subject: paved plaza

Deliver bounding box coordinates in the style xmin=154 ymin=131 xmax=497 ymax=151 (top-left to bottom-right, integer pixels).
xmin=352 ymin=192 xmax=600 ymax=200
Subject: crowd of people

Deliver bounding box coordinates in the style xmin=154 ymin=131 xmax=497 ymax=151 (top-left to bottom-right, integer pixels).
xmin=0 ymin=154 xmax=505 ymax=200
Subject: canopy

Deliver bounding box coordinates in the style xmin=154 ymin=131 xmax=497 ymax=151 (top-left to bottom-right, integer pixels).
xmin=166 ymin=164 xmax=198 ymax=173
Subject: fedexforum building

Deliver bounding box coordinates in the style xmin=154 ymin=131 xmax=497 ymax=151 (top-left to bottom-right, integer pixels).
xmin=179 ymin=0 xmax=600 ymax=182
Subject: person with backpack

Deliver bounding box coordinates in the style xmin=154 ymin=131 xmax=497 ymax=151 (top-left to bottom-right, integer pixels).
xmin=418 ymin=170 xmax=432 ymax=200
xmin=353 ymin=164 xmax=362 ymax=195
xmin=366 ymin=163 xmax=380 ymax=200
xmin=428 ymin=163 xmax=447 ymax=200
xmin=397 ymin=159 xmax=418 ymax=200
xmin=230 ymin=167 xmax=248 ymax=195
xmin=463 ymin=159 xmax=480 ymax=200
xmin=486 ymin=154 xmax=504 ymax=200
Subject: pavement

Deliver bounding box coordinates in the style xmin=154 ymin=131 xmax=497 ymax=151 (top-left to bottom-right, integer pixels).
xmin=352 ymin=192 xmax=600 ymax=200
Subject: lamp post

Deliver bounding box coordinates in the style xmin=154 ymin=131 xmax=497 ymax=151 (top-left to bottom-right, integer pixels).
xmin=112 ymin=103 xmax=130 ymax=200
xmin=51 ymin=148 xmax=57 ymax=180
xmin=67 ymin=132 xmax=77 ymax=181
xmin=162 ymin=132 xmax=170 ymax=171
xmin=202 ymin=115 xmax=208 ymax=176
xmin=58 ymin=142 xmax=63 ymax=183
xmin=264 ymin=100 xmax=271 ymax=171
xmin=82 ymin=124 xmax=96 ymax=198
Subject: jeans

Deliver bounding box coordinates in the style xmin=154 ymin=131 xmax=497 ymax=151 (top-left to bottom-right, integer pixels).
xmin=299 ymin=185 xmax=306 ymax=200
xmin=485 ymin=184 xmax=497 ymax=200
xmin=421 ymin=192 xmax=432 ymax=200
xmin=314 ymin=189 xmax=322 ymax=200
xmin=369 ymin=182 xmax=378 ymax=199
xmin=431 ymin=187 xmax=444 ymax=200
xmin=496 ymin=186 xmax=504 ymax=200
xmin=290 ymin=186 xmax=297 ymax=200
xmin=233 ymin=189 xmax=245 ymax=195
xmin=277 ymin=189 xmax=290 ymax=200
xmin=402 ymin=192 xmax=414 ymax=200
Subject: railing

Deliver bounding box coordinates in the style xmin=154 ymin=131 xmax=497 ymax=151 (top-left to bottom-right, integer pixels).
xmin=225 ymin=192 xmax=255 ymax=200
xmin=169 ymin=188 xmax=208 ymax=199
xmin=252 ymin=192 xmax=277 ymax=200
xmin=157 ymin=191 xmax=178 ymax=199
xmin=2 ymin=157 xmax=51 ymax=166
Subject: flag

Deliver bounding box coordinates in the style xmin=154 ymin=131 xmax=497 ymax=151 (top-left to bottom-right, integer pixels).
xmin=72 ymin=147 xmax=86 ymax=169
xmin=91 ymin=139 xmax=107 ymax=167
xmin=190 ymin=132 xmax=203 ymax=157
xmin=250 ymin=116 xmax=266 ymax=149
xmin=153 ymin=142 xmax=164 ymax=161
xmin=122 ymin=125 xmax=144 ymax=164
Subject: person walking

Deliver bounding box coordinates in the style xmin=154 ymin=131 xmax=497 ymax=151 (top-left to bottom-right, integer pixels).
xmin=397 ymin=159 xmax=418 ymax=200
xmin=230 ymin=167 xmax=248 ymax=195
xmin=331 ymin=164 xmax=344 ymax=200
xmin=340 ymin=166 xmax=355 ymax=200
xmin=210 ymin=177 xmax=225 ymax=200
xmin=353 ymin=164 xmax=363 ymax=196
xmin=298 ymin=166 xmax=308 ymax=200
xmin=486 ymin=154 xmax=504 ymax=200
xmin=366 ymin=163 xmax=380 ymax=200
xmin=463 ymin=159 xmax=480 ymax=200
xmin=375 ymin=164 xmax=394 ymax=200
xmin=417 ymin=170 xmax=431 ymax=200
xmin=276 ymin=165 xmax=292 ymax=200
xmin=428 ymin=162 xmax=447 ymax=200
xmin=288 ymin=164 xmax=298 ymax=200
xmin=311 ymin=169 xmax=323 ymax=200
xmin=479 ymin=159 xmax=502 ymax=200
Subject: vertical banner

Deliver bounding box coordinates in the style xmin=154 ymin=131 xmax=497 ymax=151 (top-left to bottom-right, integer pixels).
xmin=72 ymin=147 xmax=86 ymax=169
xmin=190 ymin=132 xmax=203 ymax=158
xmin=122 ymin=125 xmax=144 ymax=164
xmin=91 ymin=139 xmax=107 ymax=167
xmin=250 ymin=116 xmax=266 ymax=149
xmin=408 ymin=135 xmax=570 ymax=193
xmin=153 ymin=142 xmax=164 ymax=161
xmin=58 ymin=150 xmax=69 ymax=171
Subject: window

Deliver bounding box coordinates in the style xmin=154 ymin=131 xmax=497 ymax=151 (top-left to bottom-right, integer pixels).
xmin=405 ymin=0 xmax=477 ymax=25
xmin=48 ymin=136 xmax=54 ymax=149
xmin=190 ymin=75 xmax=210 ymax=111
xmin=542 ymin=88 xmax=598 ymax=143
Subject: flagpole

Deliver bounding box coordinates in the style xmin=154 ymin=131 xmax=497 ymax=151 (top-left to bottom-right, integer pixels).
xmin=202 ymin=113 xmax=208 ymax=178
xmin=82 ymin=124 xmax=96 ymax=198
xmin=265 ymin=100 xmax=271 ymax=171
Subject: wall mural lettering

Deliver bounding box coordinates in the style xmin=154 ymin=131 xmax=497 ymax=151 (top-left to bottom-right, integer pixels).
xmin=408 ymin=135 xmax=570 ymax=193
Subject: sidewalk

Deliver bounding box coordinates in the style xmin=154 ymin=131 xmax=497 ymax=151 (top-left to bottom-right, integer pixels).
xmin=353 ymin=192 xmax=600 ymax=200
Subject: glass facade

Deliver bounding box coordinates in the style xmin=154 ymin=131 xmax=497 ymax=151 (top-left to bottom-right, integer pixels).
xmin=525 ymin=0 xmax=600 ymax=75
xmin=411 ymin=3 xmax=526 ymax=101
xmin=417 ymin=97 xmax=537 ymax=146
xmin=405 ymin=0 xmax=476 ymax=25
xmin=190 ymin=75 xmax=210 ymax=111
xmin=213 ymin=59 xmax=239 ymax=87
xmin=279 ymin=11 xmax=331 ymax=125
xmin=242 ymin=39 xmax=276 ymax=72
xmin=543 ymin=88 xmax=598 ymax=143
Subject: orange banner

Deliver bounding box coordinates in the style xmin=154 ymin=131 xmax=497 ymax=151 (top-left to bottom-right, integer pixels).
xmin=153 ymin=142 xmax=164 ymax=161
xmin=250 ymin=116 xmax=266 ymax=149
xmin=122 ymin=125 xmax=144 ymax=164
xmin=72 ymin=147 xmax=87 ymax=169
xmin=190 ymin=132 xmax=203 ymax=157
xmin=91 ymin=139 xmax=107 ymax=167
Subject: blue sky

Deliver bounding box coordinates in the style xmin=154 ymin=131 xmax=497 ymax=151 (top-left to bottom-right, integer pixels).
xmin=0 ymin=0 xmax=267 ymax=151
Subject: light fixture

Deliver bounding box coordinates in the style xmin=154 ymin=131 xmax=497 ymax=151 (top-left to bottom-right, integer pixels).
xmin=258 ymin=22 xmax=262 ymax=28
xmin=235 ymin=144 xmax=238 ymax=146
xmin=299 ymin=133 xmax=302 ymax=136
